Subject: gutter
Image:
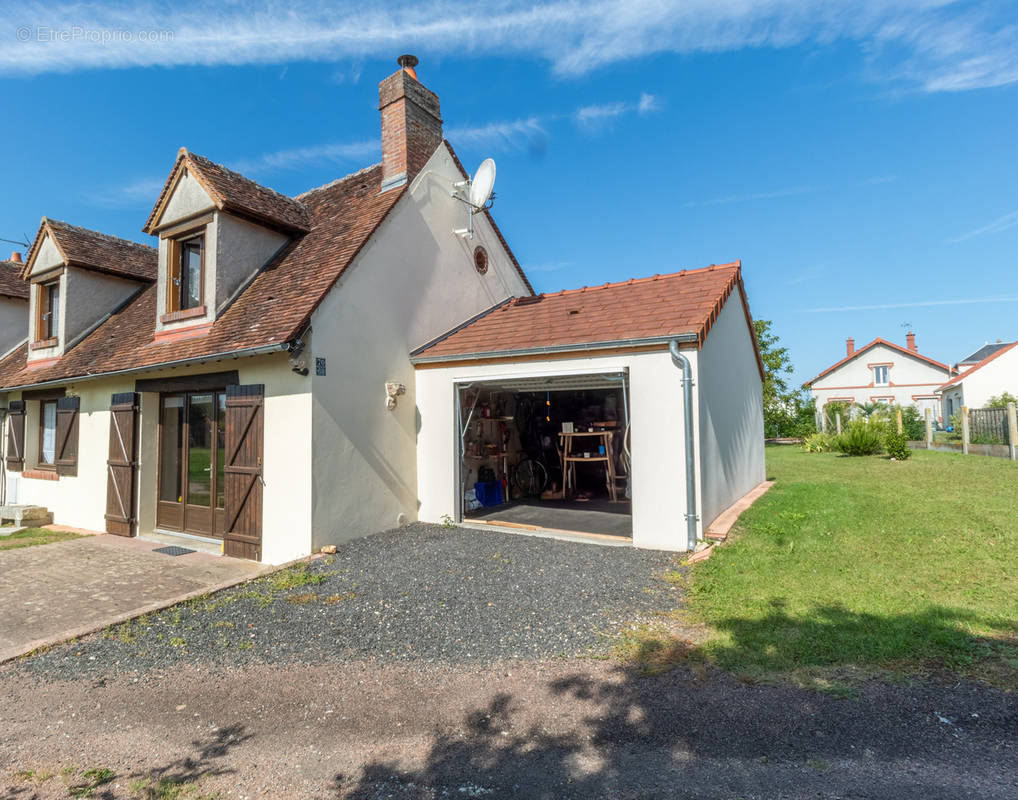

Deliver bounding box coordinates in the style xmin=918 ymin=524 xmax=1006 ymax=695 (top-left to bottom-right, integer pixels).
xmin=411 ymin=333 xmax=699 ymax=365
xmin=669 ymin=339 xmax=699 ymax=552
xmin=2 ymin=341 xmax=290 ymax=393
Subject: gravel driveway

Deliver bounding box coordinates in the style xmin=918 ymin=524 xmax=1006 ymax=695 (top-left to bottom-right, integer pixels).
xmin=17 ymin=524 xmax=681 ymax=679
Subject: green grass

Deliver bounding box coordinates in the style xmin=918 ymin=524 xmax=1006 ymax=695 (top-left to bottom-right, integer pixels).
xmin=0 ymin=527 xmax=82 ymax=551
xmin=677 ymin=447 xmax=1018 ymax=688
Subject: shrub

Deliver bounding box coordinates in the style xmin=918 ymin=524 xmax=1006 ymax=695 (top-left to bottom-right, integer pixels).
xmin=987 ymin=392 xmax=1018 ymax=409
xmin=900 ymin=406 xmax=926 ymax=440
xmin=802 ymin=432 xmax=834 ymax=453
xmin=884 ymin=430 xmax=911 ymax=460
xmin=835 ymin=421 xmax=885 ymax=456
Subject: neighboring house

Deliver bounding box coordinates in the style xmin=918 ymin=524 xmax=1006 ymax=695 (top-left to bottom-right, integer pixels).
xmin=937 ymin=340 xmax=1018 ymax=418
xmin=0 ymin=57 xmax=765 ymax=560
xmin=0 ymin=254 xmax=30 ymax=356
xmin=804 ymin=333 xmax=953 ymax=422
xmin=954 ymin=341 xmax=1011 ymax=372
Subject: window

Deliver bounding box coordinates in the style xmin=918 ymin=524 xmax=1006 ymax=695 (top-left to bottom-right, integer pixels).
xmin=35 ymin=280 xmax=60 ymax=342
xmin=873 ymin=365 xmax=889 ymax=385
xmin=39 ymin=399 xmax=57 ymax=466
xmin=168 ymin=233 xmax=204 ymax=313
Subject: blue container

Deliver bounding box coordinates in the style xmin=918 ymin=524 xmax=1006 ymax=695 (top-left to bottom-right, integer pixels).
xmin=474 ymin=481 xmax=504 ymax=507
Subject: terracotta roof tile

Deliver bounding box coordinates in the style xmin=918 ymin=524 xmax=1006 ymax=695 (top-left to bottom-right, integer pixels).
xmin=0 ymin=165 xmax=404 ymax=389
xmin=24 ymin=219 xmax=157 ymax=282
xmin=0 ymin=261 xmax=30 ymax=300
xmin=804 ymin=338 xmax=952 ymax=387
xmin=412 ymin=262 xmax=762 ymax=377
xmin=143 ymin=148 xmax=310 ymax=234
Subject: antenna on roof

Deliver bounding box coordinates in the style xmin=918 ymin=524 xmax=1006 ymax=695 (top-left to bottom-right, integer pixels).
xmin=901 ymin=321 xmax=913 ymax=332
xmin=451 ymin=158 xmax=496 ymax=239
xmin=0 ymin=235 xmax=29 ymax=248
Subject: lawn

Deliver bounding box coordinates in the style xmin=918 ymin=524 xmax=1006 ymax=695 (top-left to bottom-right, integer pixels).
xmin=0 ymin=527 xmax=83 ymax=551
xmin=683 ymin=446 xmax=1018 ymax=688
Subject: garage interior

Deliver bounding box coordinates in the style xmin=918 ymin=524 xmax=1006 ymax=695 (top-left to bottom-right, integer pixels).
xmin=458 ymin=372 xmax=632 ymax=538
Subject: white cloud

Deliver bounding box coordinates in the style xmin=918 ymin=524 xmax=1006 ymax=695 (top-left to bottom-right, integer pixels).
xmin=683 ymin=185 xmax=818 ymax=208
xmin=447 ymin=116 xmax=549 ymax=152
xmin=88 ymin=176 xmax=165 ymax=207
xmin=637 ymin=92 xmax=661 ymax=114
xmin=231 ymin=140 xmax=379 ymax=175
xmin=575 ymin=101 xmax=628 ymax=127
xmin=807 ymin=296 xmax=1018 ymax=313
xmin=948 ymin=210 xmax=1018 ymax=243
xmin=4 ymin=1 xmax=1016 ymax=92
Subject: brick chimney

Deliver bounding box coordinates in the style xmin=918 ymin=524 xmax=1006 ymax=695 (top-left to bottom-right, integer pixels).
xmin=846 ymin=337 xmax=855 ymax=357
xmin=379 ymin=55 xmax=443 ymax=192
xmin=906 ymin=332 xmax=917 ymax=352
xmin=9 ymin=251 xmax=22 ymax=263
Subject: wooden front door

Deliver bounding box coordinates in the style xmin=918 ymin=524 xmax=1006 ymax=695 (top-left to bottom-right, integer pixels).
xmin=223 ymin=384 xmax=264 ymax=561
xmin=157 ymin=391 xmax=227 ymax=537
xmin=105 ymin=393 xmax=139 ymax=536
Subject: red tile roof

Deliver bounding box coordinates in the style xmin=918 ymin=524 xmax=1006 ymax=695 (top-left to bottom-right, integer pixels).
xmin=412 ymin=261 xmax=765 ymax=377
xmin=804 ymin=338 xmax=952 ymax=387
xmin=143 ymin=148 xmax=310 ymax=235
xmin=0 ymin=261 xmax=30 ymax=300
xmin=0 ymin=165 xmax=404 ymax=389
xmin=937 ymin=340 xmax=1018 ymax=392
xmin=23 ymin=218 xmax=157 ymax=282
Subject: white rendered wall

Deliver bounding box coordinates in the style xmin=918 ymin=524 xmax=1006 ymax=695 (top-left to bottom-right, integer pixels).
xmin=214 ymin=213 xmax=288 ymax=310
xmin=8 ymin=353 xmax=312 ymax=564
xmin=307 ymin=143 xmax=532 ymax=549
xmin=810 ymin=343 xmax=951 ymax=410
xmin=414 ymin=350 xmax=699 ymax=552
xmin=945 ymin=345 xmax=1018 ymax=411
xmin=29 ymin=235 xmax=62 ymax=277
xmin=64 ymin=267 xmax=141 ymax=344
xmin=697 ymin=293 xmax=765 ymax=529
xmin=158 ymin=169 xmax=216 ymax=227
xmin=0 ymin=296 xmax=27 ymax=357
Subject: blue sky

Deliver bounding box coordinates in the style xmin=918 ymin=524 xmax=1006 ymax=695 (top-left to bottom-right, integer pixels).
xmin=2 ymin=1 xmax=1017 ymax=388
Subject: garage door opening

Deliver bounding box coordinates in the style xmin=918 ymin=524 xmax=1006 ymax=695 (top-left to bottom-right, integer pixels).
xmin=456 ymin=371 xmax=632 ymax=539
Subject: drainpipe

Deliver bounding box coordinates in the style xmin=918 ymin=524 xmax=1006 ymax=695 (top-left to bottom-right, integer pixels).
xmin=669 ymin=340 xmax=698 ymax=551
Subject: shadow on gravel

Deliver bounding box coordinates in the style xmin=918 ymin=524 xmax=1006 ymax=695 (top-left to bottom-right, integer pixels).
xmin=332 ymin=661 xmax=1017 ymax=800
xmin=126 ymin=724 xmax=251 ymax=797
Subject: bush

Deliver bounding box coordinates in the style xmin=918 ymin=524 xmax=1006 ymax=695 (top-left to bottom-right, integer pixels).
xmin=900 ymin=406 xmax=927 ymax=440
xmin=987 ymin=392 xmax=1018 ymax=409
xmin=835 ymin=421 xmax=885 ymax=456
xmin=802 ymin=432 xmax=834 ymax=453
xmin=884 ymin=430 xmax=911 ymax=460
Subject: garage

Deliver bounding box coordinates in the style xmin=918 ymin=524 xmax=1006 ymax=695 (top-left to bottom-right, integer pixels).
xmin=457 ymin=371 xmax=632 ymax=539
xmin=412 ymin=263 xmax=768 ymax=552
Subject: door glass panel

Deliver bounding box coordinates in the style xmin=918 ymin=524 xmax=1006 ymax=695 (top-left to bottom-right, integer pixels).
xmin=160 ymin=396 xmax=184 ymax=503
xmin=216 ymin=393 xmax=226 ymax=509
xmin=188 ymin=394 xmax=213 ymax=507
xmin=184 ymin=241 xmax=202 ymax=309
xmin=41 ymin=401 xmax=57 ymax=464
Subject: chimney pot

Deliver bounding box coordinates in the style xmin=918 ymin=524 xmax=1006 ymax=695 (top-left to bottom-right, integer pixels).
xmin=906 ymin=332 xmax=917 ymax=352
xmin=846 ymin=337 xmax=855 ymax=357
xmin=397 ymin=53 xmax=419 ymax=80
xmin=9 ymin=251 xmax=22 ymax=263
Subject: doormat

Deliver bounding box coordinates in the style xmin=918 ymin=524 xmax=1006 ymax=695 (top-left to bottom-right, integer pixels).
xmin=152 ymin=545 xmax=196 ymax=556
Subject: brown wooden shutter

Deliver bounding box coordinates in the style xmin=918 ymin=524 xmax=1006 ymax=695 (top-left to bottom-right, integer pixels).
xmin=105 ymin=392 xmax=139 ymax=537
xmin=223 ymin=384 xmax=264 ymax=561
xmin=6 ymin=400 xmax=25 ymax=471
xmin=55 ymin=396 xmax=80 ymax=476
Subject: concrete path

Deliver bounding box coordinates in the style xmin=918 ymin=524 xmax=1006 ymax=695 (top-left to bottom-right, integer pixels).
xmin=0 ymin=533 xmax=267 ymax=662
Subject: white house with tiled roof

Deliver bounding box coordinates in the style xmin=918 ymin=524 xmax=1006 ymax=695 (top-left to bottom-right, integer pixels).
xmin=0 ymin=57 xmax=765 ymax=560
xmin=804 ymin=333 xmax=954 ymax=422
xmin=937 ymin=340 xmax=1018 ymax=418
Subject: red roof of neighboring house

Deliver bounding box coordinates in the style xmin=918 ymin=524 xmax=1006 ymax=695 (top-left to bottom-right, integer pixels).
xmin=0 ymin=261 xmax=30 ymax=300
xmin=23 ymin=218 xmax=157 ymax=282
xmin=937 ymin=340 xmax=1018 ymax=392
xmin=412 ymin=261 xmax=765 ymax=378
xmin=804 ymin=338 xmax=952 ymax=387
xmin=143 ymin=148 xmax=311 ymax=235
xmin=0 ymin=164 xmax=405 ymax=389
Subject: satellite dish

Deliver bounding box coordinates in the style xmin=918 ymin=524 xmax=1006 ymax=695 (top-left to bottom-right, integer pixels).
xmin=468 ymin=158 xmax=496 ymax=210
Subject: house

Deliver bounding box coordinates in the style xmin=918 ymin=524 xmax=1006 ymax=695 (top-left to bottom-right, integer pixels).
xmin=954 ymin=341 xmax=1011 ymax=371
xmin=804 ymin=333 xmax=953 ymax=423
xmin=0 ymin=253 xmax=30 ymax=356
xmin=0 ymin=57 xmax=765 ymax=560
xmin=937 ymin=340 xmax=1018 ymax=418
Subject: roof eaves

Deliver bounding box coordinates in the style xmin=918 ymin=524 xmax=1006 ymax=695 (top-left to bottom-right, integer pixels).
xmin=411 ymin=332 xmax=699 ymax=365
xmin=936 ymin=340 xmax=1018 ymax=392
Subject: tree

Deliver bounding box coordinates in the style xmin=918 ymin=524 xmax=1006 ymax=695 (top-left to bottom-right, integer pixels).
xmin=753 ymin=319 xmax=814 ymax=438
xmin=986 ymin=392 xmax=1018 ymax=409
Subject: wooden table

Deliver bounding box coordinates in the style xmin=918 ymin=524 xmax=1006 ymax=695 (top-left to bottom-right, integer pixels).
xmin=558 ymin=431 xmax=618 ymax=502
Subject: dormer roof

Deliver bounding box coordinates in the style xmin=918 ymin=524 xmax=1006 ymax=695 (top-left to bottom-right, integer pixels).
xmin=143 ymin=148 xmax=310 ymax=235
xmin=23 ymin=218 xmax=157 ymax=282
xmin=0 ymin=261 xmax=30 ymax=300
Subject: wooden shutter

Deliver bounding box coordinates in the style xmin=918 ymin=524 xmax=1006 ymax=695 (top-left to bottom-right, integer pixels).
xmin=55 ymin=396 xmax=80 ymax=476
xmin=223 ymin=384 xmax=264 ymax=561
xmin=105 ymin=392 xmax=139 ymax=537
xmin=6 ymin=400 xmax=25 ymax=471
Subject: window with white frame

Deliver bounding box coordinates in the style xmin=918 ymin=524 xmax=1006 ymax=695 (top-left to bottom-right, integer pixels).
xmin=872 ymin=365 xmax=889 ymax=385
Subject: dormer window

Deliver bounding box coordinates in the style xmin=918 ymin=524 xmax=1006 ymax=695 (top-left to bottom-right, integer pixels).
xmin=35 ymin=280 xmax=60 ymax=343
xmin=168 ymin=233 xmax=205 ymax=314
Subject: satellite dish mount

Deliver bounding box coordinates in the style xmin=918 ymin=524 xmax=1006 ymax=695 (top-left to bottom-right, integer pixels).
xmin=452 ymin=158 xmax=496 ymax=239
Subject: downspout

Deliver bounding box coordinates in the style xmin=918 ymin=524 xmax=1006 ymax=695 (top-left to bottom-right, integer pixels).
xmin=669 ymin=340 xmax=698 ymax=551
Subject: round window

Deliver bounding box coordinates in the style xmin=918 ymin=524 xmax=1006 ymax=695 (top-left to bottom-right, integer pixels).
xmin=473 ymin=245 xmax=489 ymax=275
